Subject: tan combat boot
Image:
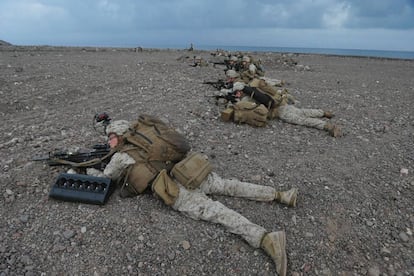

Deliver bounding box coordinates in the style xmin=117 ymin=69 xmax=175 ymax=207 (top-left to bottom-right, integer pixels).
xmin=261 ymin=231 xmax=287 ymax=276
xmin=275 ymin=188 xmax=298 ymax=207
xmin=323 ymin=111 xmax=334 ymax=118
xmin=324 ymin=122 xmax=342 ymax=137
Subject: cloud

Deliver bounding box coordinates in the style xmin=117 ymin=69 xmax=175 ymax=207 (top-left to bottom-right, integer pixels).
xmin=0 ymin=0 xmax=413 ymax=50
xmin=322 ymin=2 xmax=351 ymax=28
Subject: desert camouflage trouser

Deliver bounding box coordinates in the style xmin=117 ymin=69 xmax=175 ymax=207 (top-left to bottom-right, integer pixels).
xmin=172 ymin=172 xmax=276 ymax=248
xmin=278 ymin=104 xmax=326 ymax=130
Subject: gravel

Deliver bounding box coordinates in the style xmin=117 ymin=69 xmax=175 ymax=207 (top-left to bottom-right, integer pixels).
xmin=0 ymin=45 xmax=413 ymax=275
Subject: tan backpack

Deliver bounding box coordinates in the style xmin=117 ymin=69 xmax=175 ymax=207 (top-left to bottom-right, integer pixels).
xmin=123 ymin=115 xmax=190 ymax=162
xmin=233 ymin=101 xmax=268 ymax=127
xmin=118 ymin=115 xmax=191 ymax=196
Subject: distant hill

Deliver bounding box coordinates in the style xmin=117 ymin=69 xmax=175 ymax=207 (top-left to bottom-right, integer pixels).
xmin=0 ymin=40 xmax=12 ymax=46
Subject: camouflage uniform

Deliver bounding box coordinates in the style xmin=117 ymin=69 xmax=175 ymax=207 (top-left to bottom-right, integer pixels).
xmin=232 ymin=82 xmax=341 ymax=137
xmin=86 ymin=118 xmax=296 ymax=275
xmin=97 ymin=156 xmax=293 ymax=248
xmin=277 ymin=104 xmax=326 ymax=129
xmin=192 ymin=56 xmax=209 ymax=67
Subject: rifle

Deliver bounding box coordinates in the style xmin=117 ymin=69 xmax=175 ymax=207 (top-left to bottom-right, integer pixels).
xmin=203 ymin=79 xmax=227 ymax=90
xmin=212 ymin=60 xmax=230 ymax=68
xmin=210 ymin=90 xmax=238 ymax=104
xmin=32 ymin=144 xmax=113 ymax=171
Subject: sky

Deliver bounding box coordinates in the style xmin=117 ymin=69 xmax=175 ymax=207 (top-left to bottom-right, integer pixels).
xmin=1 ymin=0 xmax=414 ymax=52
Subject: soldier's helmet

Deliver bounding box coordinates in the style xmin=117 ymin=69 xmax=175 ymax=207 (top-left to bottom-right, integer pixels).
xmin=230 ymin=56 xmax=238 ymax=62
xmin=195 ymin=56 xmax=202 ymax=60
xmin=242 ymin=56 xmax=251 ymax=62
xmin=226 ymin=70 xmax=239 ymax=78
xmin=105 ymin=120 xmax=130 ymax=136
xmin=233 ymin=82 xmax=245 ymax=91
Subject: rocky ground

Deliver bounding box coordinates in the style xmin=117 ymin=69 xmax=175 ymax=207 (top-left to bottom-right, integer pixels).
xmin=0 ymin=45 xmax=413 ymax=276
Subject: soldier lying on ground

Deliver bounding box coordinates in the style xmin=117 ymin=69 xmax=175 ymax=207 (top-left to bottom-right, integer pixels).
xmin=223 ymin=82 xmax=342 ymax=137
xmin=238 ymin=56 xmax=265 ymax=82
xmin=225 ymin=69 xmax=286 ymax=93
xmin=191 ymin=56 xmax=209 ymax=67
xmin=82 ymin=115 xmax=298 ymax=276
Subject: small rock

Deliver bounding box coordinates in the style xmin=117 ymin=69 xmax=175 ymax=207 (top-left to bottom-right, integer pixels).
xmin=400 ymin=168 xmax=408 ymax=175
xmin=292 ymin=215 xmax=297 ymax=225
xmin=366 ymin=220 xmax=374 ymax=227
xmin=380 ymin=247 xmax=391 ymax=255
xmin=167 ymin=251 xmax=175 ymax=260
xmin=305 ymin=232 xmax=314 ymax=238
xmin=80 ymin=227 xmax=86 ymax=233
xmin=181 ymin=240 xmax=191 ymax=250
xmin=20 ymin=255 xmax=33 ymax=265
xmin=399 ymin=232 xmax=409 ymax=242
xmin=62 ymin=230 xmax=75 ymax=239
xmin=52 ymin=245 xmax=66 ymax=253
xmin=19 ymin=214 xmax=29 ymax=223
xmin=368 ymin=266 xmax=380 ymax=276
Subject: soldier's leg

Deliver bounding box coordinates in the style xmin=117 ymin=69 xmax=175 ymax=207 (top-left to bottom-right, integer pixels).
xmin=278 ymin=105 xmax=327 ymax=130
xmin=279 ymin=105 xmax=341 ymax=137
xmin=174 ymin=185 xmax=266 ymax=247
xmin=298 ymin=107 xmax=334 ymax=119
xmin=199 ymin=172 xmax=297 ymax=207
xmin=297 ymin=107 xmax=324 ymax=118
xmin=173 ymin=185 xmax=287 ymax=275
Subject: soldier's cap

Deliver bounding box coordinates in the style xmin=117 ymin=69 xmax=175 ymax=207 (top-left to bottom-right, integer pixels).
xmin=242 ymin=56 xmax=251 ymax=62
xmin=226 ymin=70 xmax=239 ymax=78
xmin=194 ymin=56 xmax=202 ymax=60
xmin=233 ymin=82 xmax=245 ymax=91
xmin=230 ymin=56 xmax=238 ymax=61
xmin=106 ymin=120 xmax=130 ymax=136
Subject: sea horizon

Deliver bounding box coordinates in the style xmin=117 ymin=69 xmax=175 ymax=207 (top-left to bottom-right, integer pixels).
xmin=198 ymin=45 xmax=414 ymax=60
xmin=4 ymin=42 xmax=414 ymax=60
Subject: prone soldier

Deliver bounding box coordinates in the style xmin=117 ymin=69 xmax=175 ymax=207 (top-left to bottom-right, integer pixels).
xmin=85 ymin=115 xmax=298 ymax=275
xmin=230 ymin=82 xmax=342 ymax=137
xmin=191 ymin=56 xmax=209 ymax=67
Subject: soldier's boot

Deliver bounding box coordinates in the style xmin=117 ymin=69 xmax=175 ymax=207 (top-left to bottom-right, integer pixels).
xmin=261 ymin=231 xmax=287 ymax=276
xmin=324 ymin=122 xmax=342 ymax=137
xmin=323 ymin=111 xmax=334 ymax=118
xmin=275 ymin=188 xmax=298 ymax=207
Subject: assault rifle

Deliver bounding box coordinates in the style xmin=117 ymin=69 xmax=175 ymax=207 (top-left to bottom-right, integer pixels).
xmin=203 ymin=79 xmax=230 ymax=90
xmin=212 ymin=60 xmax=230 ymax=68
xmin=210 ymin=90 xmax=238 ymax=104
xmin=32 ymin=144 xmax=112 ymax=171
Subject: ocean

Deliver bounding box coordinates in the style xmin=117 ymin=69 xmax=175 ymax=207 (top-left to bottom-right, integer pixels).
xmin=154 ymin=44 xmax=414 ymax=60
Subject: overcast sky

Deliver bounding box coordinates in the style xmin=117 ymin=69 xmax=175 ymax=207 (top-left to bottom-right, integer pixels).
xmin=1 ymin=0 xmax=413 ymax=51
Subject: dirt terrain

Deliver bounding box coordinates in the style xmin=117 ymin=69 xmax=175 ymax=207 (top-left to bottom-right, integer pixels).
xmin=0 ymin=45 xmax=413 ymax=276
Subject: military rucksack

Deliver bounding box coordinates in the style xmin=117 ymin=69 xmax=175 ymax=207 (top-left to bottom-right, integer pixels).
xmin=123 ymin=115 xmax=190 ymax=162
xmin=233 ymin=101 xmax=268 ymax=127
xmin=118 ymin=114 xmax=191 ymax=196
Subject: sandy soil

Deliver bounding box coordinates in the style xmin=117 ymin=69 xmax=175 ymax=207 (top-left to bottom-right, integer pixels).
xmin=0 ymin=45 xmax=413 ymax=275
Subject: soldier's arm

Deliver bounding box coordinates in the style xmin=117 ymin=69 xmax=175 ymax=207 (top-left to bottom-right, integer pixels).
xmin=103 ymin=152 xmax=136 ymax=181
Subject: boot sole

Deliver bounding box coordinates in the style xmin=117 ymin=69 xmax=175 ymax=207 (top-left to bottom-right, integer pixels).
xmin=274 ymin=231 xmax=287 ymax=276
